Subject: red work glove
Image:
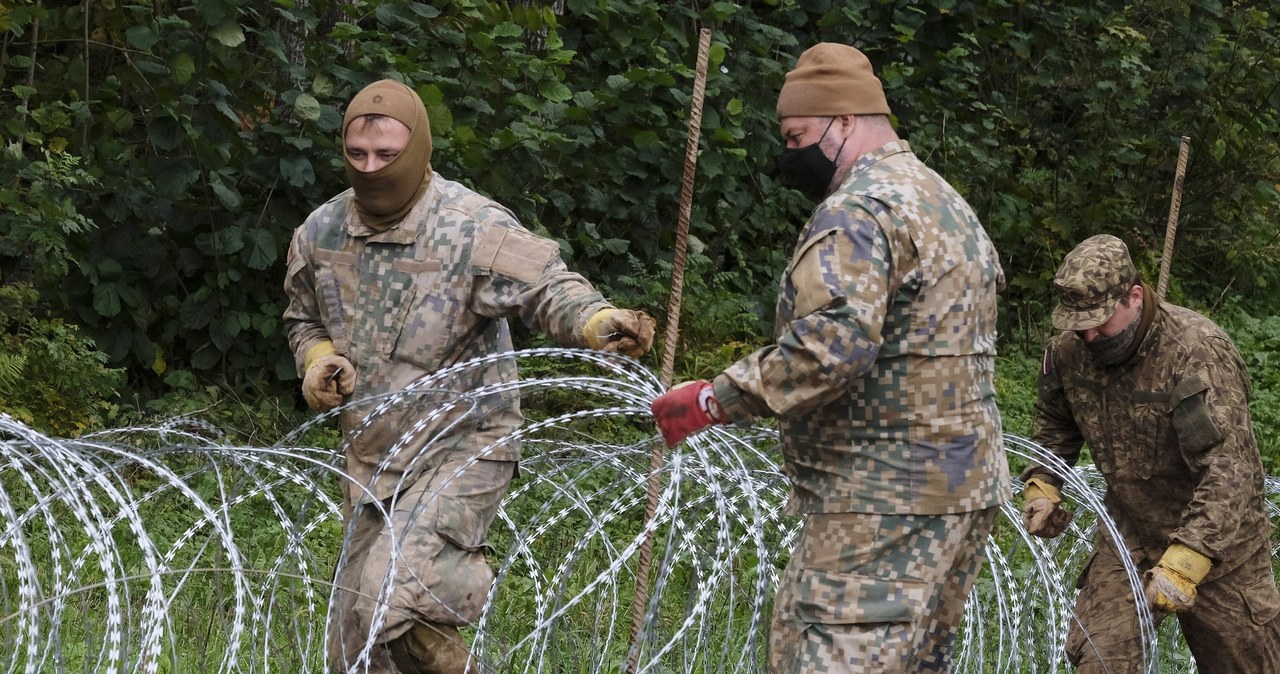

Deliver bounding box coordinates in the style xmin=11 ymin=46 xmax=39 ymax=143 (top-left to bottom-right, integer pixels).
xmin=650 ymin=380 xmax=727 ymax=447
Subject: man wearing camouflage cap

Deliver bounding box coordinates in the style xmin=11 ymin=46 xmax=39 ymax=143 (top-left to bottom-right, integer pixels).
xmin=1021 ymin=234 xmax=1280 ymax=673
xmin=650 ymin=43 xmax=1009 ymax=672
xmin=283 ymin=79 xmax=655 ymax=674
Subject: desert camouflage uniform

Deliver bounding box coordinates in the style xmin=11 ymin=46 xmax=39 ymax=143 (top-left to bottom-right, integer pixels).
xmin=284 ymin=175 xmax=612 ymax=671
xmin=1027 ymin=300 xmax=1280 ymax=673
xmin=711 ymin=141 xmax=1010 ymax=672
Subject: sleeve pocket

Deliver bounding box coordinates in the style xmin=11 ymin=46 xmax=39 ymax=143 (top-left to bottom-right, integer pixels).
xmin=788 ymin=230 xmax=843 ymax=319
xmin=793 ymin=568 xmax=926 ymax=625
xmin=1171 ymin=373 xmax=1224 ymax=454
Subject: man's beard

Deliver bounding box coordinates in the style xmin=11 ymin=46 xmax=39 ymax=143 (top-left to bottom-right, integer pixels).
xmin=1085 ymin=302 xmax=1142 ymax=367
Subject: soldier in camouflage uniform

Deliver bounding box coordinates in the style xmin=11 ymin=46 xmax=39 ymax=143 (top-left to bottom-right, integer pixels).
xmin=1020 ymin=234 xmax=1280 ymax=673
xmin=283 ymin=79 xmax=655 ymax=674
xmin=650 ymin=43 xmax=1009 ymax=673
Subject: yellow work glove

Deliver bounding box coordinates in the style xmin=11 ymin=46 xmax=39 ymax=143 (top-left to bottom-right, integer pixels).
xmin=301 ymin=341 xmax=355 ymax=412
xmin=1021 ymin=477 xmax=1073 ymax=538
xmin=583 ymin=308 xmax=656 ymax=358
xmin=1144 ymin=543 xmax=1213 ymax=613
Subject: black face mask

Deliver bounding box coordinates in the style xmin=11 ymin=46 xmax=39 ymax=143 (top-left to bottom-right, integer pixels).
xmin=778 ymin=119 xmax=844 ymax=201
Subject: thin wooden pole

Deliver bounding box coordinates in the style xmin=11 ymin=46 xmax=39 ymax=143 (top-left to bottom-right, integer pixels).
xmin=1157 ymin=136 xmax=1191 ymax=298
xmin=624 ymin=27 xmax=712 ymax=674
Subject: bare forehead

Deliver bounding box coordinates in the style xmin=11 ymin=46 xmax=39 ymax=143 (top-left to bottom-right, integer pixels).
xmin=345 ymin=115 xmax=410 ymax=148
xmin=350 ymin=114 xmax=410 ymax=133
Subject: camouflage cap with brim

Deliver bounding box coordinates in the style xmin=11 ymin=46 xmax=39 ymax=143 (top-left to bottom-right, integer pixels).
xmin=1051 ymin=234 xmax=1138 ymax=331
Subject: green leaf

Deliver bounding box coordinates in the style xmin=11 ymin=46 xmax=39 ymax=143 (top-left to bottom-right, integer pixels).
xmin=312 ymin=74 xmax=335 ymax=98
xmin=211 ymin=22 xmax=245 ymax=48
xmin=244 ymin=228 xmax=277 ymax=270
xmin=409 ymin=3 xmax=441 ymax=19
xmin=223 ymin=313 xmax=243 ymax=339
xmin=209 ymin=172 xmax=242 ymax=209
xmin=633 ymin=130 xmax=660 ymax=149
xmin=134 ymin=60 xmax=169 ymax=75
xmin=153 ymin=158 xmax=200 ymax=198
xmin=492 ymin=22 xmax=524 ymax=38
xmin=181 ymin=296 xmax=218 ymax=330
xmin=117 ymin=284 xmax=145 ymax=309
xmin=191 ymin=344 xmax=221 ymax=369
xmin=280 ymin=155 xmax=315 ymax=188
xmin=215 ymin=226 xmax=245 ymax=254
xmin=93 ymin=283 xmax=121 ymax=318
xmin=125 ymin=26 xmax=161 ymax=51
xmin=293 ymin=93 xmax=322 ymax=122
xmin=170 ymin=53 xmax=196 ymax=85
xmin=148 ymin=116 xmax=187 ymax=151
xmin=105 ymin=107 xmax=134 ymax=131
xmin=540 ymin=81 xmax=573 ymax=103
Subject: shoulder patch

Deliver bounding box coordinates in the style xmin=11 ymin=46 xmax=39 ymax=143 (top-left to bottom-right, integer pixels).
xmin=472 ymin=225 xmax=558 ymax=285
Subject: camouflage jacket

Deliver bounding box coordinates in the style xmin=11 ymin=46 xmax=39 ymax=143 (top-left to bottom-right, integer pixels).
xmin=1028 ymin=302 xmax=1272 ymax=577
xmin=284 ymin=175 xmax=611 ymax=503
xmin=713 ymin=141 xmax=1010 ymax=515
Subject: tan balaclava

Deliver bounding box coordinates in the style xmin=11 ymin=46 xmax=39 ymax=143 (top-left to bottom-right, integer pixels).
xmin=342 ymin=79 xmax=432 ymax=228
xmin=776 ymin=43 xmax=891 ymax=118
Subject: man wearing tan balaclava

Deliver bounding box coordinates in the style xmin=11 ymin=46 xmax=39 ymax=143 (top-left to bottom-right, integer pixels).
xmin=283 ymin=79 xmax=656 ymax=674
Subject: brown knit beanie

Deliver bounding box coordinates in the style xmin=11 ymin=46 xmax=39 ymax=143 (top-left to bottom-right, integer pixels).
xmin=776 ymin=43 xmax=891 ymax=118
xmin=342 ymin=79 xmax=432 ymax=228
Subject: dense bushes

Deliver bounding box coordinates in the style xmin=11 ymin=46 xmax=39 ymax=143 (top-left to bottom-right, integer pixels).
xmin=0 ymin=283 xmax=124 ymax=434
xmin=1 ymin=0 xmax=1277 ymax=430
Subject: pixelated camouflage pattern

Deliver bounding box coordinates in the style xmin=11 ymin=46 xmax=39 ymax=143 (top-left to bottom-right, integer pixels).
xmin=769 ymin=508 xmax=998 ymax=673
xmin=1028 ymin=302 xmax=1274 ymax=578
xmin=1066 ymin=527 xmax=1280 ymax=673
xmin=284 ymin=175 xmax=611 ymax=503
xmin=327 ymin=454 xmax=513 ymax=670
xmin=1051 ymin=234 xmax=1139 ymax=331
xmin=713 ymin=141 xmax=1009 ymax=515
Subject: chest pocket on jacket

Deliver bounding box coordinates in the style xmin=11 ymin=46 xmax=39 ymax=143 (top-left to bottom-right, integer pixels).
xmin=313 ymin=249 xmax=358 ymax=355
xmin=1130 ymin=388 xmax=1171 ymax=479
xmin=1067 ymin=375 xmax=1115 ymax=475
xmin=386 ymin=257 xmax=447 ymax=368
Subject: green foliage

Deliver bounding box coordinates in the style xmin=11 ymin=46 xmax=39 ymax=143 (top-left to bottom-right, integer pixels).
xmin=1 ymin=0 xmax=1277 ymax=406
xmin=0 ymin=283 xmax=124 ymax=435
xmin=1215 ymin=302 xmax=1280 ymax=472
xmin=0 ymin=142 xmax=99 ymax=286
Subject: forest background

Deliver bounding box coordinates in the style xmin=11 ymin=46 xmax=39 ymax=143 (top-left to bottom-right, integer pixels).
xmin=1 ymin=0 xmax=1279 ymax=461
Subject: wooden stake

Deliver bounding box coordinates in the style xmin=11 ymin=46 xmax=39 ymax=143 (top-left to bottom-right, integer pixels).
xmin=624 ymin=27 xmax=712 ymax=674
xmin=1157 ymin=136 xmax=1191 ymax=298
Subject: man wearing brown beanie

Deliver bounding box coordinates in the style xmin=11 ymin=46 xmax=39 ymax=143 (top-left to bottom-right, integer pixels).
xmin=652 ymin=43 xmax=1009 ymax=672
xmin=284 ymin=79 xmax=655 ymax=674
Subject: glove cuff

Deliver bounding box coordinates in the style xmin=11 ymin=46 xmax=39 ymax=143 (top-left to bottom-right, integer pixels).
xmin=304 ymin=340 xmax=336 ymax=372
xmin=696 ymin=383 xmax=727 ymax=424
xmin=583 ymin=308 xmax=615 ymax=350
xmin=1160 ymin=543 xmax=1213 ymax=583
xmin=1023 ymin=477 xmax=1063 ymax=504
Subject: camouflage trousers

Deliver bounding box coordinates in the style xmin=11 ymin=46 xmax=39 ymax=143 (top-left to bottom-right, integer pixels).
xmin=1068 ymin=534 xmax=1280 ymax=674
xmin=768 ymin=508 xmax=999 ymax=674
xmin=327 ymin=454 xmax=515 ymax=674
